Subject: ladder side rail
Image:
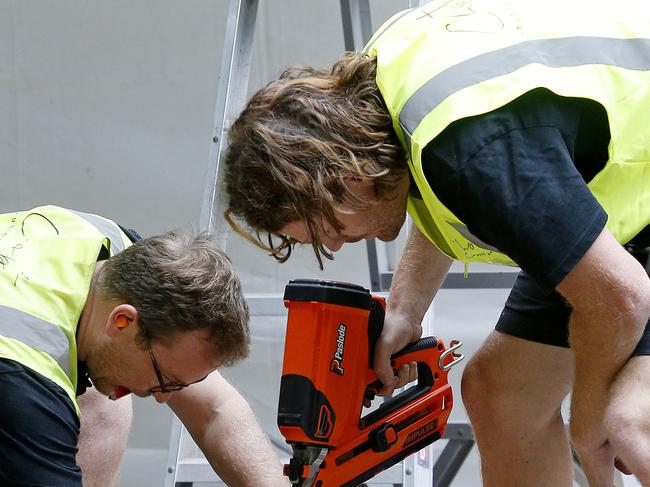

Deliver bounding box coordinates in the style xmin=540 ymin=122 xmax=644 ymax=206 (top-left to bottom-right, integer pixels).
xmin=165 ymin=1 xmax=260 ymax=486
xmin=200 ymin=0 xmax=259 ymax=243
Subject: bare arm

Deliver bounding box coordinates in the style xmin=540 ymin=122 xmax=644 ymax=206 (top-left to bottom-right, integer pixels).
xmin=556 ymin=228 xmax=650 ymax=485
xmin=374 ymin=224 xmax=453 ymax=394
xmin=168 ymin=371 xmax=288 ymax=487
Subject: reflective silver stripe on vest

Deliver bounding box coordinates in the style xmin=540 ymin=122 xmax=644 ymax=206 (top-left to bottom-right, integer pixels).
xmin=70 ymin=210 xmax=126 ymax=254
xmin=449 ymin=222 xmax=500 ymax=252
xmin=400 ymin=37 xmax=650 ymax=139
xmin=0 ymin=305 xmax=71 ymax=377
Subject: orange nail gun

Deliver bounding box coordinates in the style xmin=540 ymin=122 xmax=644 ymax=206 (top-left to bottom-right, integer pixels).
xmin=278 ymin=280 xmax=463 ymax=487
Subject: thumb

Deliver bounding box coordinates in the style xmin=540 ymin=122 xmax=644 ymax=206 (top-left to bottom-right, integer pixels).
xmin=411 ymin=323 xmax=424 ymax=342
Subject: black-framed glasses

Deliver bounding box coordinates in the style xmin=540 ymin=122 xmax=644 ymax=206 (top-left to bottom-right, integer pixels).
xmin=140 ymin=321 xmax=207 ymax=394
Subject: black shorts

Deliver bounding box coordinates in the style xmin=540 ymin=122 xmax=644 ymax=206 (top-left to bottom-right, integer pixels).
xmin=496 ymin=245 xmax=650 ymax=355
xmin=0 ymin=359 xmax=81 ymax=487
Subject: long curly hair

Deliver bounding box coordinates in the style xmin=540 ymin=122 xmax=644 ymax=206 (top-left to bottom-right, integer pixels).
xmin=224 ymin=52 xmax=406 ymax=268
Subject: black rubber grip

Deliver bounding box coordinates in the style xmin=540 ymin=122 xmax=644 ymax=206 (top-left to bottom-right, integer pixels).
xmin=391 ymin=336 xmax=439 ymax=360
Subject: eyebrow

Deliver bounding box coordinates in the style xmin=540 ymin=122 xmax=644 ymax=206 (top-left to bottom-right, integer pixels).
xmin=157 ymin=364 xmax=183 ymax=385
xmin=164 ymin=373 xmax=185 ymax=385
xmin=163 ymin=363 xmax=212 ymax=386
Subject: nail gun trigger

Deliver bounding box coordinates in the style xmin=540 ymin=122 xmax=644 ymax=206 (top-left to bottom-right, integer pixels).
xmin=364 ymin=379 xmax=382 ymax=405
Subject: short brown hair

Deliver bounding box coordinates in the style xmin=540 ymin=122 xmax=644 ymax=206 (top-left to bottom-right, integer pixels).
xmin=98 ymin=231 xmax=250 ymax=366
xmin=224 ymin=52 xmax=406 ymax=267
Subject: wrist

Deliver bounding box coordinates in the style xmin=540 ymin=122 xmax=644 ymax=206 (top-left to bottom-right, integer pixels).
xmin=385 ymin=301 xmax=424 ymax=326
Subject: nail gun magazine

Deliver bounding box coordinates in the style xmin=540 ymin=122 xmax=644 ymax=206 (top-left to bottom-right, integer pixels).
xmin=278 ymin=279 xmax=463 ymax=487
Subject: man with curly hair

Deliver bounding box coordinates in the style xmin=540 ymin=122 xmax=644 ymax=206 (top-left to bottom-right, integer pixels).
xmin=223 ymin=1 xmax=650 ymax=485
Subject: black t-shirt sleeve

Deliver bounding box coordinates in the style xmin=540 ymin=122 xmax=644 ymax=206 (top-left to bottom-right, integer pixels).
xmin=421 ymin=90 xmax=608 ymax=290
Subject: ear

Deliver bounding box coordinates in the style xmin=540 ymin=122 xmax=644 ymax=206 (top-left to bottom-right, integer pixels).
xmin=336 ymin=178 xmax=377 ymax=214
xmin=342 ymin=177 xmax=376 ymax=199
xmin=106 ymin=304 xmax=139 ymax=338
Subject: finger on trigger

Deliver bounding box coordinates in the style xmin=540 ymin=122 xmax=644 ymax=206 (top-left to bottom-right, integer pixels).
xmin=375 ymin=362 xmax=397 ymax=393
xmin=378 ymin=377 xmax=398 ymax=396
xmin=394 ymin=364 xmax=409 ymax=388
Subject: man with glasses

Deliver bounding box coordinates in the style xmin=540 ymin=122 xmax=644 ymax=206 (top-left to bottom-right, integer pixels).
xmin=0 ymin=205 xmax=287 ymax=486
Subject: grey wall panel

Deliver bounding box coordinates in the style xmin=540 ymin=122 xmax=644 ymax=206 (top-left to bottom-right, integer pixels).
xmin=4 ymin=1 xmax=226 ymax=236
xmin=0 ymin=2 xmax=19 ymax=210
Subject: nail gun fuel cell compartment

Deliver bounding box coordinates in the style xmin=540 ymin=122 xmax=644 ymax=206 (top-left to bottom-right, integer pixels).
xmin=279 ymin=280 xmax=381 ymax=446
xmin=278 ymin=374 xmax=335 ymax=441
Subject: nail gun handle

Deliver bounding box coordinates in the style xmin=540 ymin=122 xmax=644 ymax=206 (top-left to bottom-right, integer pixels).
xmin=365 ymin=337 xmax=443 ymax=394
xmin=360 ymin=336 xmax=448 ymax=428
xmin=392 ymin=336 xmax=441 ymax=361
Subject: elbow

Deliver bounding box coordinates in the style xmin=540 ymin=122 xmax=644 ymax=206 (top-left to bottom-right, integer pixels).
xmin=571 ymin=277 xmax=650 ymax=338
xmin=637 ymin=279 xmax=650 ymax=327
xmin=612 ymin=278 xmax=650 ymax=335
xmin=630 ymin=272 xmax=650 ymax=321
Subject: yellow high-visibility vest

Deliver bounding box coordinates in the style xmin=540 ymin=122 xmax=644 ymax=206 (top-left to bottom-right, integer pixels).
xmin=0 ymin=206 xmax=131 ymax=413
xmin=366 ymin=0 xmax=650 ymax=265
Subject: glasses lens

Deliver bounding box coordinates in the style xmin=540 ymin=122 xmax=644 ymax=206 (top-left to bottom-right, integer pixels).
xmin=149 ymin=383 xmax=184 ymax=394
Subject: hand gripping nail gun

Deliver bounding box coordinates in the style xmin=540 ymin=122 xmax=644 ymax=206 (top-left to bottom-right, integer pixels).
xmin=278 ymin=280 xmax=463 ymax=487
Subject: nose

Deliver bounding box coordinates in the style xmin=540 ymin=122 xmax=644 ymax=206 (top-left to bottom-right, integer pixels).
xmin=152 ymin=391 xmax=173 ymax=404
xmin=323 ymin=236 xmax=345 ymax=252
